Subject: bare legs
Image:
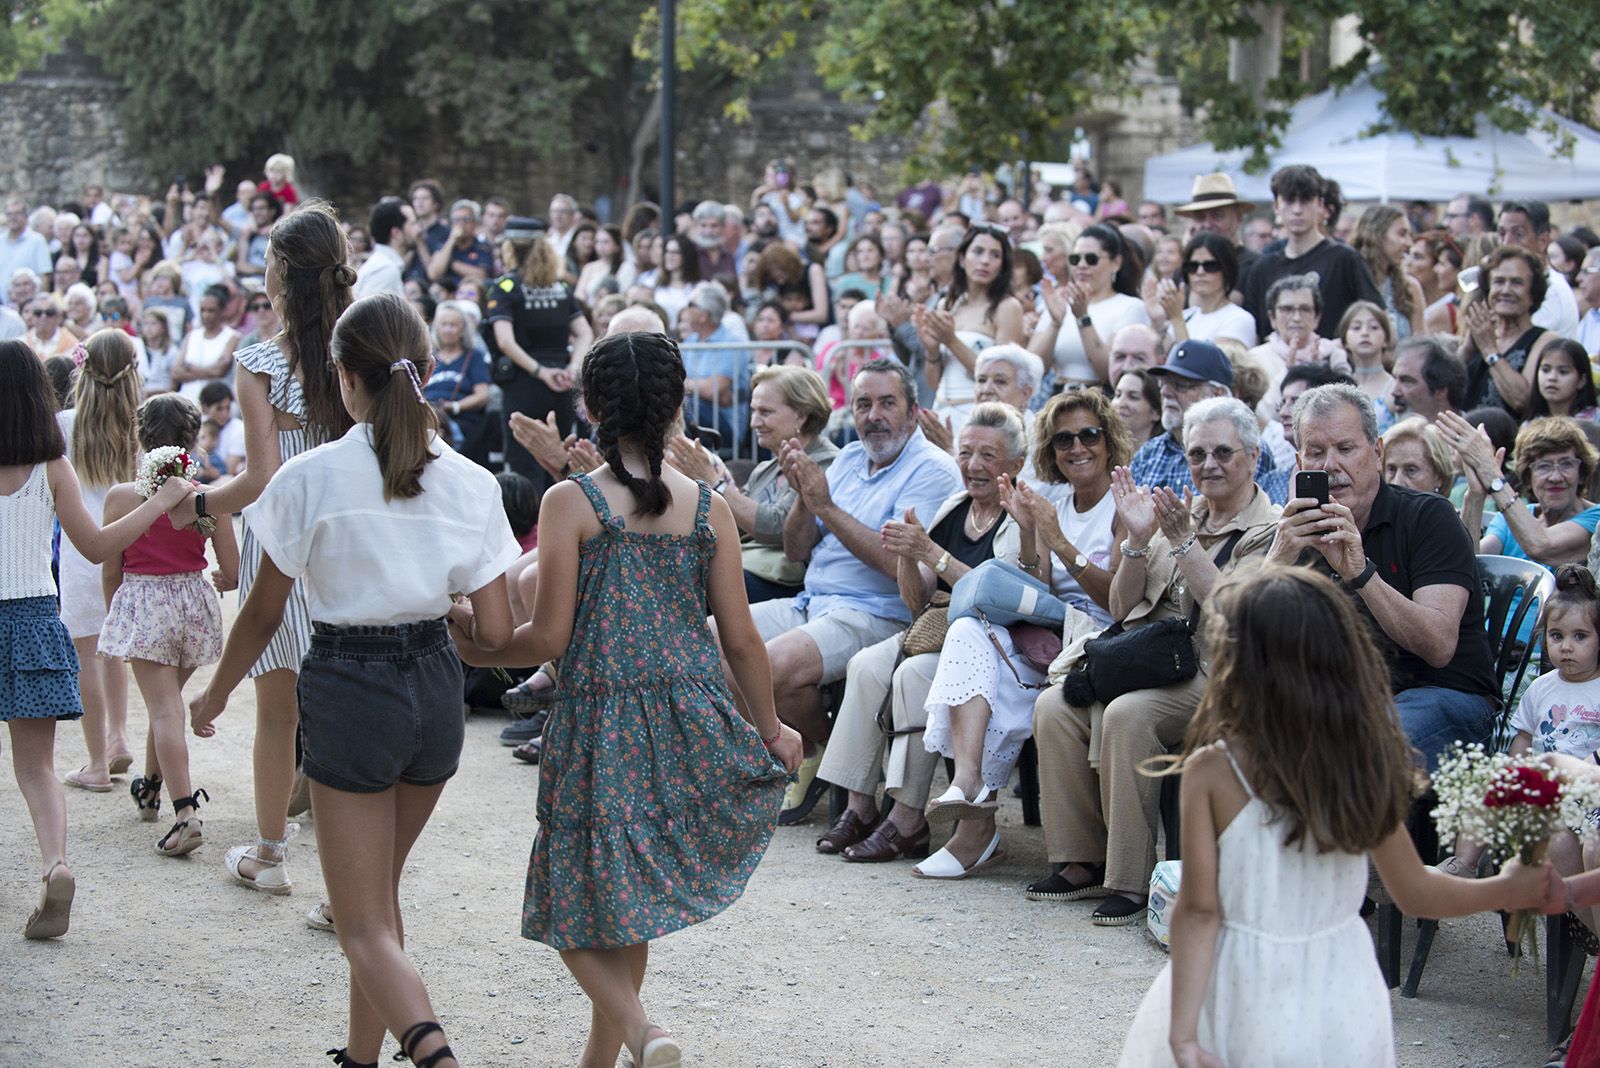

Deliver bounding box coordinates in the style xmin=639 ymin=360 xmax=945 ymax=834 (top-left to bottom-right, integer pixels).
xmin=938 ymin=694 xmax=999 ymax=866
xmin=70 ymin=637 xmax=129 ymax=784
xmin=130 ymin=661 xmax=198 ymax=822
xmin=237 ymin=668 xmax=298 ymax=878
xmin=9 ymin=718 xmax=67 ymax=874
xmin=312 ymin=780 xmax=457 ymax=1068
xmin=560 ymin=943 xmax=659 ymax=1068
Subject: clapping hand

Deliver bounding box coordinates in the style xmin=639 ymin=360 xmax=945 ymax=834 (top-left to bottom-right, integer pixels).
xmin=780 ymin=437 xmax=831 ymax=511
xmin=1152 ymin=485 xmax=1194 ymax=544
xmin=1435 ymin=410 xmax=1502 ymax=489
xmin=878 ymin=290 xmax=911 ymax=329
xmin=880 ymin=506 xmax=935 ymax=561
xmin=1157 ymin=278 xmax=1185 ymax=324
xmin=1463 ymin=299 xmax=1497 ymax=356
xmin=916 ymin=408 xmax=954 ymax=454
xmin=1040 ymin=277 xmax=1070 ymax=324
xmin=509 ymin=410 xmax=570 ymax=479
xmin=666 ymin=434 xmax=719 ymax=486
xmin=565 ymin=436 xmax=605 ymax=475
xmin=1065 ymin=280 xmax=1091 ymax=322
xmin=999 ymin=475 xmax=1058 ymax=538
xmin=1110 ymin=467 xmax=1158 ymax=545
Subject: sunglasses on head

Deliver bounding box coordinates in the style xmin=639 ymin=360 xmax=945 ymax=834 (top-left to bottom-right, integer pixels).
xmin=1050 ymin=426 xmax=1106 ymax=450
xmin=1067 ymin=253 xmax=1101 ymax=267
xmin=1183 ymin=259 xmax=1224 ymax=274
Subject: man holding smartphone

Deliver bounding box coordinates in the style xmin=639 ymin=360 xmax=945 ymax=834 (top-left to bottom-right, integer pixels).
xmin=1266 ymin=383 xmax=1497 ymax=771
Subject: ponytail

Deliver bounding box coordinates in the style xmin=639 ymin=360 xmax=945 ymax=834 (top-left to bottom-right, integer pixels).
xmin=330 ymin=293 xmax=438 ymax=502
xmin=580 ymin=331 xmax=686 ymax=518
xmin=270 ymin=200 xmax=355 ymax=445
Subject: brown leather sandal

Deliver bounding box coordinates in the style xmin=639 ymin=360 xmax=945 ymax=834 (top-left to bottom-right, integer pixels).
xmin=843 ymin=819 xmax=930 ymax=862
xmin=815 ymin=809 xmax=877 ymax=854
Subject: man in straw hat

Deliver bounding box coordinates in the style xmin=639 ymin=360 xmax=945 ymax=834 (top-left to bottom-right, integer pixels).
xmin=1172 ymin=173 xmax=1260 ymax=284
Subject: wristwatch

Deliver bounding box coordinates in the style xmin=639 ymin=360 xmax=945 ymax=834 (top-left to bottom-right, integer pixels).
xmin=195 ymin=492 xmax=208 ymax=520
xmin=1067 ymin=552 xmax=1090 ymax=576
xmin=1077 ymin=315 xmax=1094 ymax=329
xmin=1347 ymin=557 xmax=1378 ymax=591
xmin=1485 ymin=352 xmax=1501 ymax=367
xmin=1488 ymin=476 xmax=1506 ymax=495
xmin=934 ymin=551 xmax=952 ymax=574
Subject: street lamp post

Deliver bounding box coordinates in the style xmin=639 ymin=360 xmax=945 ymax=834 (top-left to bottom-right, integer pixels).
xmin=660 ymin=0 xmax=675 ymax=213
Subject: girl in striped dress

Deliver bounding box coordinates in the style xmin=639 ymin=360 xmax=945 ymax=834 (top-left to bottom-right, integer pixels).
xmin=169 ymin=201 xmax=356 ymax=896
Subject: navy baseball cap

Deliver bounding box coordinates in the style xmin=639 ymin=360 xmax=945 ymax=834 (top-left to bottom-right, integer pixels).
xmin=1148 ymin=339 xmax=1233 ymax=389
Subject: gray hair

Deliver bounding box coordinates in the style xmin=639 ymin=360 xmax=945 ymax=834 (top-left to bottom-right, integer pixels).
xmin=963 ymin=401 xmax=1028 ymax=461
xmin=64 ymin=282 xmax=97 ymax=317
xmin=854 ymin=356 xmax=918 ymax=410
xmin=433 ymin=298 xmax=482 ymax=345
xmin=687 ymin=281 xmax=727 ymax=321
xmin=1266 ymin=272 xmax=1323 ymax=315
xmin=1183 ymin=396 xmax=1259 ymax=450
xmin=449 ymin=199 xmax=481 ymax=222
xmin=975 ymin=343 xmax=1044 ymax=399
xmin=692 ymin=200 xmax=724 ymax=223
xmin=10 ymin=266 xmax=39 ymax=287
xmin=1293 ymin=383 xmax=1379 ymax=445
xmin=722 ymin=203 xmax=743 ymax=226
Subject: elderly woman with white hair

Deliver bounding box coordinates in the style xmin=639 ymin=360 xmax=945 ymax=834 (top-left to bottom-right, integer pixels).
xmin=423 ymin=298 xmax=495 ymax=467
xmin=61 ymin=282 xmax=102 ymax=340
xmin=813 ymin=403 xmax=1030 ymax=862
xmin=917 ymin=342 xmax=1042 ymax=456
xmin=1028 ymin=395 xmax=1281 ymax=924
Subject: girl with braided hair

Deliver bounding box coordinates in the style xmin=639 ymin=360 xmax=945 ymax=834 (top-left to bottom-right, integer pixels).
xmin=192 ymin=293 xmax=518 ymax=1068
xmin=452 ymin=330 xmax=802 ymax=1068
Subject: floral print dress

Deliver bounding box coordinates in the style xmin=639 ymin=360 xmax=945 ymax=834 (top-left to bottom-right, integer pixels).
xmin=523 ymin=473 xmax=786 ymax=949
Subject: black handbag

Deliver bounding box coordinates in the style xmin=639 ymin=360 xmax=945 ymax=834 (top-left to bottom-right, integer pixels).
xmin=1061 ymin=529 xmax=1245 ymax=707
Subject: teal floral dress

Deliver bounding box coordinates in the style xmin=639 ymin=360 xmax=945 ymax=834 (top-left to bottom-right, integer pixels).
xmin=523 ymin=473 xmax=787 ymax=949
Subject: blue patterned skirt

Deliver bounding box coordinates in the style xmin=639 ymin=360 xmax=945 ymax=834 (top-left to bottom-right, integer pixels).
xmin=0 ymin=596 xmax=82 ymax=720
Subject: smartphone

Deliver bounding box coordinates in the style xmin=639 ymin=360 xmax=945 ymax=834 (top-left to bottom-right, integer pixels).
xmin=1294 ymin=470 xmax=1330 ymax=506
xmin=175 ymin=174 xmax=186 ymax=193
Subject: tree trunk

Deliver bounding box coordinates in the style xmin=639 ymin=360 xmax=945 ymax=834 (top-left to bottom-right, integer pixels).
xmin=626 ymin=86 xmax=663 ymax=210
xmin=1228 ymin=4 xmax=1285 ymax=106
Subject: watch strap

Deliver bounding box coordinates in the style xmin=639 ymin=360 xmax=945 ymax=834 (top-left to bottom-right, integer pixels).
xmin=1347 ymin=557 xmax=1377 ymax=591
xmin=195 ymin=492 xmax=208 ymax=519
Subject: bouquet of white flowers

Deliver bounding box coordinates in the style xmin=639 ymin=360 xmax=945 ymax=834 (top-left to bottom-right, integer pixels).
xmin=1432 ymin=743 xmax=1600 ymax=974
xmin=135 ymin=446 xmax=213 ymax=535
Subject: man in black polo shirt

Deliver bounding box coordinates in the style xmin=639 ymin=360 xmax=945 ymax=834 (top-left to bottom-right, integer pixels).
xmin=1240 ymin=165 xmax=1381 ymax=341
xmin=1265 ymin=383 xmax=1497 ymax=770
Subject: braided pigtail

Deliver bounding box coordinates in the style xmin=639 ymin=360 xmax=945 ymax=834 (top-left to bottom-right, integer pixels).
xmin=581 ymin=330 xmax=686 ymax=518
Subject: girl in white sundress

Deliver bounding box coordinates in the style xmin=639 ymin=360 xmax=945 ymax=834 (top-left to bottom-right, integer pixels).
xmin=1116 ymin=565 xmax=1554 ymax=1068
xmin=168 ymin=201 xmax=356 ymax=899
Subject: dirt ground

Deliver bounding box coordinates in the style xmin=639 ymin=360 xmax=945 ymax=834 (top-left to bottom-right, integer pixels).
xmin=0 ymin=599 xmax=1583 ymax=1067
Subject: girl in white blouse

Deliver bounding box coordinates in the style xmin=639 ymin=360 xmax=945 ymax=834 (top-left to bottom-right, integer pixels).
xmin=191 ymin=294 xmax=517 ymax=1068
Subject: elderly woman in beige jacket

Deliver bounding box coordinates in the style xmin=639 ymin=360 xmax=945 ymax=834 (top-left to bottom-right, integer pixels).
xmin=813 ymin=403 xmax=1029 ymax=862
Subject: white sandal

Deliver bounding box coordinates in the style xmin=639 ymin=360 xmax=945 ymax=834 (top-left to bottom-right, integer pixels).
xmin=924 ymin=783 xmax=999 ymax=825
xmin=912 ymin=830 xmax=1005 ymax=880
xmin=305 ymin=901 xmax=335 ymax=932
xmin=635 ymin=1026 xmax=682 ymax=1068
xmin=224 ymin=841 xmax=293 ymax=895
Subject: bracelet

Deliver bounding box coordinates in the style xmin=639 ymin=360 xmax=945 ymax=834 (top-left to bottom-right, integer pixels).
xmin=1120 ymin=538 xmax=1149 ymax=559
xmin=1346 ymin=557 xmax=1378 ymax=591
xmin=1018 ymin=558 xmax=1040 ymax=573
xmin=1168 ymin=533 xmax=1197 ymax=558
xmin=761 ymin=726 xmax=782 ymax=747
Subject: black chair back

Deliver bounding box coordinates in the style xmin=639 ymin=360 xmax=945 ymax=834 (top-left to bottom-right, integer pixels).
xmin=1477 ymin=554 xmax=1555 ymax=750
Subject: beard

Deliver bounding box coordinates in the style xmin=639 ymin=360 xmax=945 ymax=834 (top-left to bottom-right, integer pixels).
xmin=690 ymin=230 xmax=720 ymax=251
xmin=859 ymin=418 xmax=914 ymax=466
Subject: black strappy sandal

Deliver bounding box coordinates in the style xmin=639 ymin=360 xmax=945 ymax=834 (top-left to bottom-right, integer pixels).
xmin=130 ymin=775 xmax=162 ymax=822
xmin=156 ymin=788 xmax=209 ymax=857
xmin=395 ymin=1021 xmax=455 ymax=1068
xmin=326 ymin=1049 xmax=377 ymax=1068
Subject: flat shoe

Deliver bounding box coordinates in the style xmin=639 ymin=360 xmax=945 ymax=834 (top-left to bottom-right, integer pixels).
xmin=843 ymin=820 xmax=930 ymax=862
xmin=501 ymin=672 xmax=558 ymax=713
xmin=815 ymin=809 xmax=876 ymax=854
xmin=64 ymin=767 xmax=113 ymax=793
xmin=912 ymin=831 xmax=1004 ymax=880
xmin=1025 ymin=865 xmax=1107 ymax=902
xmin=306 ymin=901 xmax=335 ymax=933
xmin=637 ymin=1028 xmax=682 ymax=1068
xmin=924 ymin=783 xmax=998 ymax=825
xmin=107 ymin=753 xmax=134 ymax=776
xmin=224 ymin=843 xmax=293 ymax=895
xmin=778 ymin=749 xmax=827 ymax=826
xmin=23 ymin=862 xmax=74 ymax=940
xmin=1091 ymin=894 xmax=1148 ymax=926
xmin=156 ymin=817 xmax=204 ymax=857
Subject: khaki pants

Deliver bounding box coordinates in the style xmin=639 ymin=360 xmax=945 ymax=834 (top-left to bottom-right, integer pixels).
xmin=815 ymin=634 xmax=942 ymax=809
xmin=1033 ymin=672 xmax=1206 ymax=895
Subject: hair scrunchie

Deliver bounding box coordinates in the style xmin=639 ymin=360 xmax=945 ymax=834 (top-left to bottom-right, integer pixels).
xmin=389 ymin=359 xmax=426 ymax=404
xmin=329 ymin=263 xmax=358 ymax=288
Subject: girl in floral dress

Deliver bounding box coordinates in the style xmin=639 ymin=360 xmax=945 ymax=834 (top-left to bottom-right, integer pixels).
xmin=452 ymin=330 xmax=802 ymax=1068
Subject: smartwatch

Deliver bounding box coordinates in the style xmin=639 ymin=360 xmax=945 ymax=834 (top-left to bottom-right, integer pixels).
xmin=1347 ymin=557 xmax=1378 ymax=591
xmin=195 ymin=492 xmax=208 ymax=520
xmin=1077 ymin=315 xmax=1094 ymax=329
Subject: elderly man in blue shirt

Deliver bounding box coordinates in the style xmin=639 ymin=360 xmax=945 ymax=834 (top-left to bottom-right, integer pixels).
xmin=742 ymin=358 xmax=962 ymax=819
xmin=680 ymin=281 xmax=749 ymax=449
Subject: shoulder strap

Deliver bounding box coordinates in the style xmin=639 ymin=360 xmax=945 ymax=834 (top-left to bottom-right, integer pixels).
xmin=694 ymin=480 xmax=713 ymax=532
xmin=1217 ymin=740 xmax=1257 ymax=800
xmin=1186 ymin=528 xmax=1248 ymax=628
xmin=570 ymin=472 xmax=616 ymax=527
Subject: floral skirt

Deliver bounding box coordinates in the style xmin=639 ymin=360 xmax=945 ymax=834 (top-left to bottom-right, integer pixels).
xmin=100 ymin=572 xmax=222 ymax=669
xmin=0 ymin=596 xmax=81 ymax=720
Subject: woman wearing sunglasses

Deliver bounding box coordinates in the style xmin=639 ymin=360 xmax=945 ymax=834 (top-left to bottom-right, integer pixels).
xmin=913 ymin=391 xmax=1129 ymax=880
xmin=1165 ymin=233 xmax=1257 ymax=348
xmin=1027 ymin=223 xmax=1149 ymax=390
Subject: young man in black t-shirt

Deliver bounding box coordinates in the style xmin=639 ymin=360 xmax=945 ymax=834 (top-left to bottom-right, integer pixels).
xmin=1240 ymin=165 xmax=1382 ymax=341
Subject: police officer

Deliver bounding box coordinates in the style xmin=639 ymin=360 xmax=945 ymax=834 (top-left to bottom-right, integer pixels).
xmin=484 ymin=216 xmax=595 ymax=508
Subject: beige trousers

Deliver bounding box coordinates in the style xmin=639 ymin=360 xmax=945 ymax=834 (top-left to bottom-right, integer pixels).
xmin=815 ymin=634 xmax=942 ymax=809
xmin=1033 ymin=672 xmax=1206 ymax=895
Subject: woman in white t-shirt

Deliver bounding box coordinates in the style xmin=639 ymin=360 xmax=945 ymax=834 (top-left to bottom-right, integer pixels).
xmin=1163 ymin=233 xmax=1258 ymax=348
xmin=192 ymin=293 xmax=517 ymax=1068
xmin=1028 ymin=223 xmax=1150 ymax=388
xmin=170 ymin=285 xmax=240 ymax=400
xmin=917 ymin=224 xmax=1026 ymax=431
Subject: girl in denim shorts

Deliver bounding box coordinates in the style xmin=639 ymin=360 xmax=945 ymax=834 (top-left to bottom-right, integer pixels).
xmin=191 ymin=293 xmax=519 ymax=1068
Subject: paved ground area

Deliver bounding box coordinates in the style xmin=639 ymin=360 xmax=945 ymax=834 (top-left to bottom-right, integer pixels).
xmin=0 ymin=624 xmax=1581 ymax=1066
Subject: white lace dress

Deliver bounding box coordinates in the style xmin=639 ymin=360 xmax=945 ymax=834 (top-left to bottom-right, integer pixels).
xmin=1116 ymin=743 xmax=1394 ymax=1067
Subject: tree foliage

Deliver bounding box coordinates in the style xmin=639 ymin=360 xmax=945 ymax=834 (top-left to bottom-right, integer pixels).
xmin=676 ymin=0 xmax=1600 ymax=175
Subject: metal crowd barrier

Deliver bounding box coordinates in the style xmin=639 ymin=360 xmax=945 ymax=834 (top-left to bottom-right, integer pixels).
xmin=678 ymin=339 xmax=816 ymax=461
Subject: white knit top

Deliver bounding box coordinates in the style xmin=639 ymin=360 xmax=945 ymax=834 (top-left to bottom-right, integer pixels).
xmin=0 ymin=464 xmax=58 ymax=600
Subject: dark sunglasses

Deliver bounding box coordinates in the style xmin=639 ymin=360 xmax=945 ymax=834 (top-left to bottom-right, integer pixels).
xmin=1051 ymin=426 xmax=1106 ymax=450
xmin=248 ymin=301 xmax=272 ymax=311
xmin=30 ymin=308 xmax=58 ymax=318
xmin=1067 ymin=253 xmax=1101 ymax=267
xmin=1183 ymin=259 xmax=1224 ymax=274
xmin=1185 ymin=445 xmax=1239 ymax=466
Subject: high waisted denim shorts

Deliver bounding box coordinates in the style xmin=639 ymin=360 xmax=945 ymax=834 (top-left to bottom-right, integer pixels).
xmin=297 ymin=619 xmax=464 ymax=793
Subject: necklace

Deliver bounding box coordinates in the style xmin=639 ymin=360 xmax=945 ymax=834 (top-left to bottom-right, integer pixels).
xmin=968 ymin=502 xmax=1001 ymax=534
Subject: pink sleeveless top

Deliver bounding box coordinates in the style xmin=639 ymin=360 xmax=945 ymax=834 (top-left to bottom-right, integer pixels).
xmin=122 ymin=513 xmax=207 ymax=575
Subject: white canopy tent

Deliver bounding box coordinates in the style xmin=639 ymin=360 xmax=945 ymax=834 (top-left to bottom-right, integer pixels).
xmin=1143 ymin=71 xmax=1600 ymax=204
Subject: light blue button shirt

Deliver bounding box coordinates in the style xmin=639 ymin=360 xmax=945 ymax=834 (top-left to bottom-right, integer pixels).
xmin=797 ymin=429 xmax=962 ymax=622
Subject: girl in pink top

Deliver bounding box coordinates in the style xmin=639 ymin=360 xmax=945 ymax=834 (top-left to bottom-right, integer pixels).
xmin=100 ymin=394 xmax=239 ymax=857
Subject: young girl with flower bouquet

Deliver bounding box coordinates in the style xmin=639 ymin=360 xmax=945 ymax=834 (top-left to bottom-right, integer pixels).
xmin=100 ymin=394 xmax=238 ymax=856
xmin=1116 ymin=565 xmax=1557 ymax=1068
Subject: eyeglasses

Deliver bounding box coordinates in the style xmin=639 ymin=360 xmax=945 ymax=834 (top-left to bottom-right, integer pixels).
xmin=1532 ymin=458 xmax=1582 ymax=477
xmin=1050 ymin=426 xmax=1106 ymax=450
xmin=1185 ymin=445 xmax=1240 ymax=466
xmin=30 ymin=308 xmax=58 ymax=318
xmin=248 ymin=301 xmax=272 ymax=311
xmin=1274 ymin=303 xmax=1317 ymax=318
xmin=1067 ymin=253 xmax=1101 ymax=267
xmin=1183 ymin=259 xmax=1223 ymax=275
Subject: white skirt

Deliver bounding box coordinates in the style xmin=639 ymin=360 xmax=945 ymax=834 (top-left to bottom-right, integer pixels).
xmin=923 ymin=615 xmax=1042 ymax=791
